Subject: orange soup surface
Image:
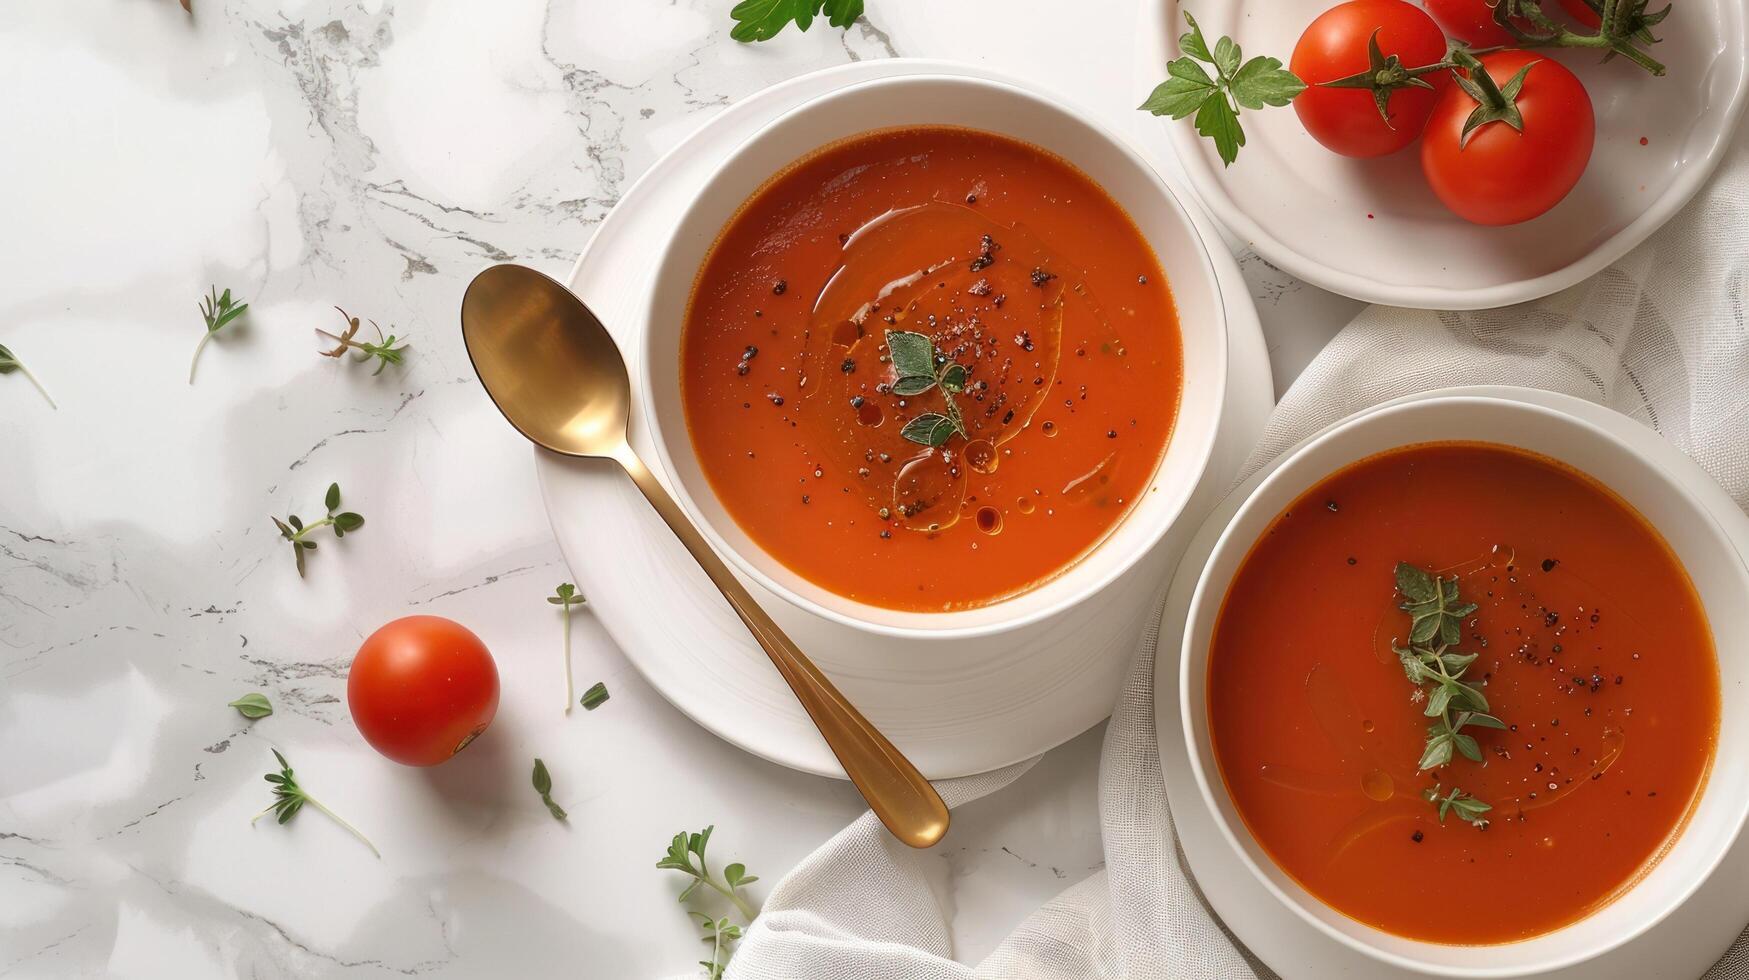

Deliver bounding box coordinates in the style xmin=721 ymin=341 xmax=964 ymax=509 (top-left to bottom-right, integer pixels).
xmin=1209 ymin=442 xmax=1718 ymax=945
xmin=680 ymin=126 xmax=1183 ymax=611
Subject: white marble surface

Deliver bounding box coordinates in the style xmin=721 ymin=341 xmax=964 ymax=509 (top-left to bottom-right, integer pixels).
xmin=0 ymin=1 xmax=1356 ymax=977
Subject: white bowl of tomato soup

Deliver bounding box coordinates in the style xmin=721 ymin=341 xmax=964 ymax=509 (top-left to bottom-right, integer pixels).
xmin=1180 ymin=393 xmax=1748 ymax=974
xmin=641 ymin=74 xmax=1226 ymax=636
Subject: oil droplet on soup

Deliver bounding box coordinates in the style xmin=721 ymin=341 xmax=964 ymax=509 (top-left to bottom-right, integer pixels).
xmin=679 ymin=126 xmax=1182 ymax=610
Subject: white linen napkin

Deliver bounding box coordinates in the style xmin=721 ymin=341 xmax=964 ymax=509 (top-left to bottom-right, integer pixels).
xmin=726 ymin=128 xmax=1749 ymax=980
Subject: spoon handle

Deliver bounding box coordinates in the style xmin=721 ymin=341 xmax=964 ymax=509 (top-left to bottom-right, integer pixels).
xmin=614 ymin=445 xmax=950 ymax=849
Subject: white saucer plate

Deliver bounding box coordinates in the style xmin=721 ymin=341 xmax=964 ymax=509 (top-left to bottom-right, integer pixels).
xmin=1156 ymin=385 xmax=1749 ymax=978
xmin=1139 ymin=0 xmax=1749 ymax=310
xmin=534 ymin=60 xmax=1276 ymax=780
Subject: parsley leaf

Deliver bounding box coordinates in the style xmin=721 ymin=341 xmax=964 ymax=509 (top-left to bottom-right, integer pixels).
xmin=729 ymin=0 xmax=864 ymax=42
xmin=1139 ymin=12 xmax=1304 ymax=166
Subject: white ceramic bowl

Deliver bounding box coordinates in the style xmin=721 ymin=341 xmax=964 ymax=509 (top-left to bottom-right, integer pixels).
xmin=642 ymin=73 xmax=1228 ymax=637
xmin=1180 ymin=394 xmax=1749 ymax=976
xmin=1144 ymin=0 xmax=1749 ymax=310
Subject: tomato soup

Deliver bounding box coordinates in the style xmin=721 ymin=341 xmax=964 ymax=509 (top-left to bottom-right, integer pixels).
xmin=680 ymin=127 xmax=1183 ymax=611
xmin=1208 ymin=442 xmax=1718 ymax=944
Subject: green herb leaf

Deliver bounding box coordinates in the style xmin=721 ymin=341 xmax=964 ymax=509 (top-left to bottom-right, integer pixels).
xmin=938 ymin=363 xmax=968 ymax=394
xmin=532 ymin=758 xmax=567 ymax=820
xmin=1139 ymin=58 xmax=1219 ymax=119
xmin=251 ymin=748 xmax=379 ymax=857
xmin=1193 ymin=93 xmax=1245 ymax=167
xmin=729 ymin=0 xmax=864 ymax=42
xmin=885 ymin=330 xmax=935 ymax=379
xmin=275 ymin=482 xmax=365 ymax=578
xmin=657 ymin=825 xmax=758 ymax=920
xmin=1229 ymin=55 xmax=1307 ymax=109
xmin=580 ymin=681 xmax=610 ymax=711
xmin=890 ymin=375 xmax=938 ymax=396
xmin=1211 ymin=34 xmax=1241 ymax=78
xmin=900 ymin=413 xmax=958 ymax=448
xmin=1179 ymin=11 xmax=1214 ymax=61
xmin=191 ymin=285 xmax=248 ymax=385
xmin=228 ymin=693 xmax=273 ymax=719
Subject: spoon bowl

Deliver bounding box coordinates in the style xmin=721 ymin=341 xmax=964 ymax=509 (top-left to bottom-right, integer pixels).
xmin=460 ymin=263 xmax=630 ymax=459
xmin=460 ymin=263 xmax=950 ymax=849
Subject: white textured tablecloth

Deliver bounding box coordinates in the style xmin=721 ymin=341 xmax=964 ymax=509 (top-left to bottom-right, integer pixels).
xmin=725 ymin=127 xmax=1749 ymax=980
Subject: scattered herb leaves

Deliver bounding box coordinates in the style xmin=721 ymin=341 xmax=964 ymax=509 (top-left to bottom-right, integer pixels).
xmin=886 ymin=329 xmax=970 ymax=448
xmin=190 ymin=286 xmax=248 ymax=385
xmin=228 ymin=693 xmax=273 ymax=719
xmin=1139 ymin=12 xmax=1305 ymax=166
xmin=0 ymin=343 xmax=56 ymax=409
xmin=532 ymin=758 xmax=567 ymax=820
xmin=547 ymin=583 xmax=587 ymax=714
xmin=1392 ymin=562 xmax=1501 ymax=827
xmin=252 ymin=749 xmax=380 ymax=857
xmin=272 ymin=483 xmax=364 ymax=578
xmin=317 ymin=308 xmax=410 ymax=376
xmin=580 ymin=681 xmax=610 ymax=711
xmin=729 ymin=0 xmax=864 ymax=42
xmin=1425 ymin=784 xmax=1493 ymax=825
xmin=657 ymin=826 xmax=758 ymax=920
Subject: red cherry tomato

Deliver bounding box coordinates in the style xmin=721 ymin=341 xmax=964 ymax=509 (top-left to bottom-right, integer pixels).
xmin=1422 ymin=0 xmax=1526 ymax=47
xmin=1420 ymin=51 xmax=1595 ymax=225
xmin=1558 ymin=0 xmax=1602 ymax=28
xmin=348 ymin=615 xmax=499 ymax=767
xmin=1291 ymin=0 xmax=1453 ymax=157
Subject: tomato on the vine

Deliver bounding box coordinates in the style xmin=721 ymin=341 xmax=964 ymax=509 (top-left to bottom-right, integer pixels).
xmin=1420 ymin=51 xmax=1595 ymax=225
xmin=347 ymin=615 xmax=500 ymax=767
xmin=1291 ymin=0 xmax=1453 ymax=157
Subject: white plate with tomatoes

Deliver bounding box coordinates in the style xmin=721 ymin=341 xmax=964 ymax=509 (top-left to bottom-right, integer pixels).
xmin=1141 ymin=0 xmax=1749 ymax=309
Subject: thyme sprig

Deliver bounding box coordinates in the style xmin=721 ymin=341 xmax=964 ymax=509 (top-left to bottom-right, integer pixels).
xmin=317 ymin=308 xmax=409 ymax=376
xmin=1393 ymin=562 xmax=1505 ymax=826
xmin=659 ymin=827 xmax=759 ymax=978
xmin=547 ymin=583 xmax=587 ymax=714
xmin=693 ymin=913 xmax=745 ymax=980
xmin=886 ymin=329 xmax=970 ymax=448
xmin=271 ymin=482 xmax=365 ymax=578
xmin=252 ymin=749 xmax=379 ymax=857
xmin=1425 ymin=784 xmax=1493 ymax=825
xmin=658 ymin=826 xmax=758 ymax=919
xmin=190 ymin=286 xmax=248 ymax=385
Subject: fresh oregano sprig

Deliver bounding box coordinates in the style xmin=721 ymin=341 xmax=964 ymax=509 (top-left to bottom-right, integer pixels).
xmin=1393 ymin=562 xmax=1505 ymax=826
xmin=317 ymin=308 xmax=410 ymax=376
xmin=548 ymin=583 xmax=587 ymax=714
xmin=887 ymin=329 xmax=970 ymax=448
xmin=1139 ymin=12 xmax=1306 ymax=166
xmin=252 ymin=749 xmax=379 ymax=857
xmin=658 ymin=826 xmax=758 ymax=920
xmin=190 ymin=286 xmax=248 ymax=385
xmin=271 ymin=482 xmax=365 ymax=578
xmin=0 ymin=343 xmax=55 ymax=409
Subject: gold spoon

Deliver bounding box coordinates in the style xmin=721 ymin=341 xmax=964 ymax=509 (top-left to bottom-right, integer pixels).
xmin=459 ymin=263 xmax=950 ymax=848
